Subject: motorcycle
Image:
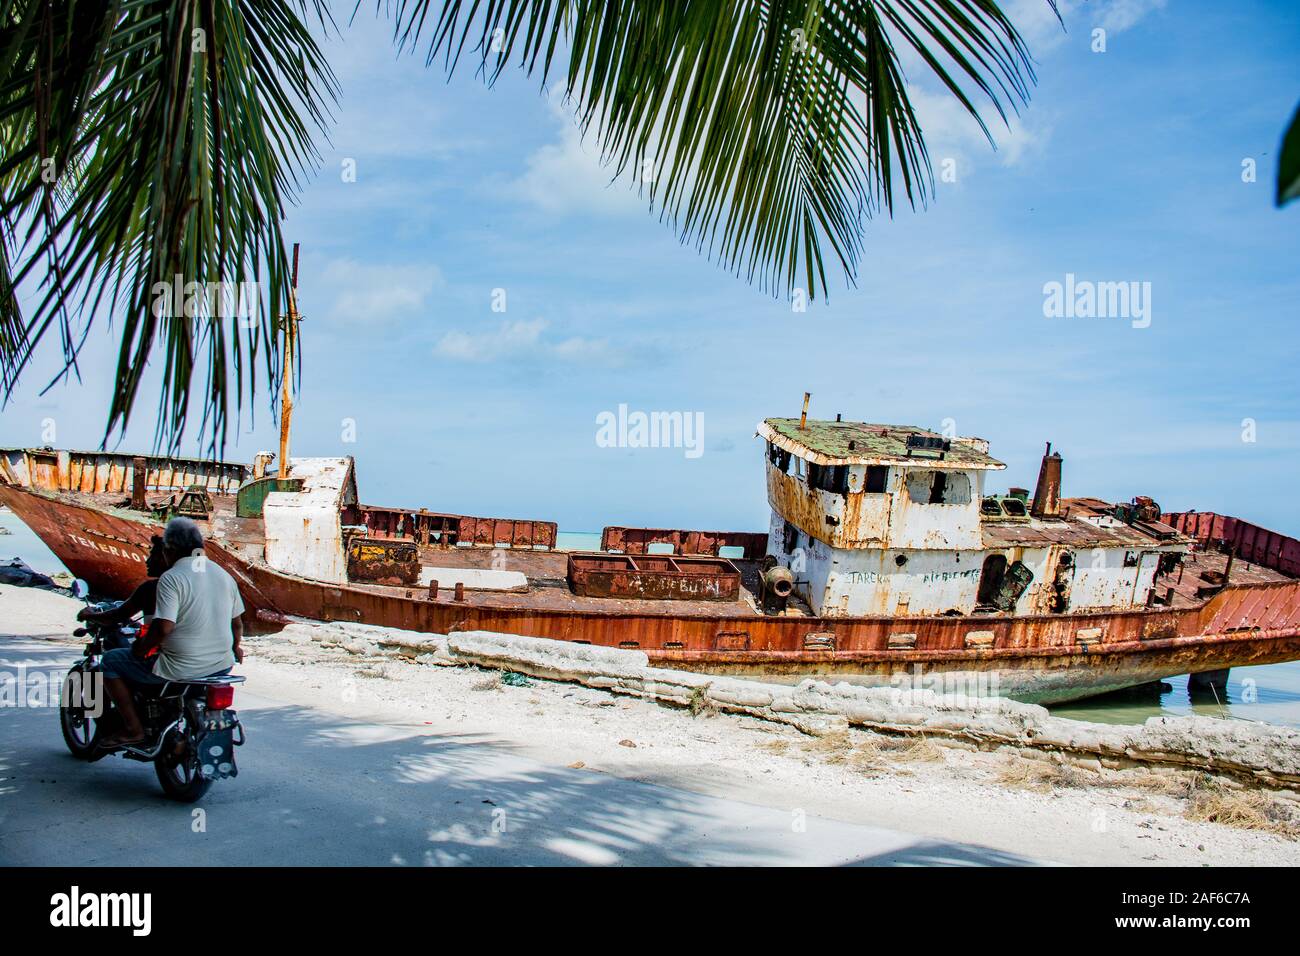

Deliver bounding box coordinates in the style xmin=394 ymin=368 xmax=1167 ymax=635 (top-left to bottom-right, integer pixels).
xmin=60 ymin=579 xmax=246 ymax=802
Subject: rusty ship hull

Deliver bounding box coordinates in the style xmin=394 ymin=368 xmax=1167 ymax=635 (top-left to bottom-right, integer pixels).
xmin=4 ymin=449 xmax=1300 ymax=705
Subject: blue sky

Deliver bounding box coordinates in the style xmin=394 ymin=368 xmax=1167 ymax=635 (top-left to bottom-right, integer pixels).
xmin=3 ymin=0 xmax=1299 ymax=534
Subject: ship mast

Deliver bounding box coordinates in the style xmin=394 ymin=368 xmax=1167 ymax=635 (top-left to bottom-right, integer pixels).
xmin=278 ymin=242 xmax=300 ymax=478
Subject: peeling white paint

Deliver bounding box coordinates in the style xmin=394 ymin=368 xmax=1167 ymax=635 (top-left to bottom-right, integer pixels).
xmin=761 ymin=438 xmax=1185 ymax=618
xmin=263 ymin=457 xmax=357 ymax=584
xmin=417 ymin=567 xmax=528 ymax=592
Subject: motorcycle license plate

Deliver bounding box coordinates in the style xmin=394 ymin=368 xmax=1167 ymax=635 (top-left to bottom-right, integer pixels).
xmin=197 ymin=727 xmax=238 ymax=780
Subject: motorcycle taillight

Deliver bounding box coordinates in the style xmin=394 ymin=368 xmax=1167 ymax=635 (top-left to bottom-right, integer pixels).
xmin=206 ymin=685 xmax=235 ymax=710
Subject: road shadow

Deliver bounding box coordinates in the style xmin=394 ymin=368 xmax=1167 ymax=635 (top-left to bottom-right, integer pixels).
xmin=843 ymin=841 xmax=1037 ymax=866
xmin=2 ymin=636 xmax=1041 ymax=867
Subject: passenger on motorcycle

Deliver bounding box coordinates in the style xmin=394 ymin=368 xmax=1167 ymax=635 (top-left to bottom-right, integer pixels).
xmin=98 ymin=517 xmax=245 ymax=747
xmin=77 ymin=535 xmax=168 ymax=638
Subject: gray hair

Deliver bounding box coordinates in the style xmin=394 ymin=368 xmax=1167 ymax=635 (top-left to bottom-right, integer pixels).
xmin=162 ymin=516 xmax=204 ymax=555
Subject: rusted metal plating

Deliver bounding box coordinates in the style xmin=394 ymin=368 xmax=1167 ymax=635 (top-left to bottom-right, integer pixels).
xmin=600 ymin=526 xmax=767 ymax=561
xmin=342 ymin=503 xmax=557 ymax=550
xmin=347 ymin=537 xmax=420 ymax=586
xmin=1165 ymin=511 xmax=1300 ymax=578
xmin=568 ymin=552 xmax=741 ymax=602
xmin=0 ymin=448 xmax=246 ymax=497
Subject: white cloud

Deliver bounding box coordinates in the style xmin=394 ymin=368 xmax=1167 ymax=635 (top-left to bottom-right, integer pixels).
xmin=1003 ymin=0 xmax=1167 ymax=51
xmin=296 ymin=15 xmax=493 ymax=168
xmin=506 ymin=100 xmax=645 ymax=217
xmin=434 ymin=318 xmax=622 ymax=365
xmin=318 ymin=258 xmax=443 ymax=324
xmin=1000 ymin=0 xmax=1072 ymax=52
xmin=436 ymin=318 xmax=546 ymax=360
xmin=1097 ymin=0 xmax=1168 ymax=33
xmin=909 ymin=85 xmax=1051 ymax=176
xmin=896 ymin=0 xmax=1163 ymax=179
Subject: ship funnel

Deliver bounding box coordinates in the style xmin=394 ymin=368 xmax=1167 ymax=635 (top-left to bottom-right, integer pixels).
xmin=1031 ymin=442 xmax=1063 ymax=518
xmin=253 ymin=451 xmax=275 ymax=480
xmin=800 ymin=392 xmax=810 ymax=430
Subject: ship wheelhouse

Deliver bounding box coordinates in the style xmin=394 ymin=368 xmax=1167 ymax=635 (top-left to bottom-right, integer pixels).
xmin=757 ymin=417 xmax=1189 ymax=618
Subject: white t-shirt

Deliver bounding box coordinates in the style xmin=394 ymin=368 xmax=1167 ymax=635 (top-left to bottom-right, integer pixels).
xmin=153 ymin=556 xmax=243 ymax=680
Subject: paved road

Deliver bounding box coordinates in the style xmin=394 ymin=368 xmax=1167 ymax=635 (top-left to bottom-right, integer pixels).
xmin=1 ymin=636 xmax=1040 ymax=866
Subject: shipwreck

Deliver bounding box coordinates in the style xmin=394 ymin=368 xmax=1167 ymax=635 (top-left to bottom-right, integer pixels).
xmin=3 ymin=401 xmax=1298 ymax=704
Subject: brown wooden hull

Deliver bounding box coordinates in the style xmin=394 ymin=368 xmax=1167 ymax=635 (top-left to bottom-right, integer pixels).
xmin=5 ymin=482 xmax=1300 ymax=704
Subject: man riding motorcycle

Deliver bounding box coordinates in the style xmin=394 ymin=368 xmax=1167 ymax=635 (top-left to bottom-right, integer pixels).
xmin=97 ymin=517 xmax=245 ymax=748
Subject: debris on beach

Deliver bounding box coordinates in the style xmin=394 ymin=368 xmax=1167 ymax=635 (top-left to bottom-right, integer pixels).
xmin=0 ymin=558 xmax=56 ymax=590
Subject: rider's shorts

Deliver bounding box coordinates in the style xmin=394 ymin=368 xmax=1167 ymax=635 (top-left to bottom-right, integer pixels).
xmin=99 ymin=647 xmax=165 ymax=687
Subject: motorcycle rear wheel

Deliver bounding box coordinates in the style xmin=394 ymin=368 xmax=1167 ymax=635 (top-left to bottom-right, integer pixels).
xmin=59 ymin=664 xmax=100 ymax=759
xmin=154 ymin=724 xmax=213 ymax=803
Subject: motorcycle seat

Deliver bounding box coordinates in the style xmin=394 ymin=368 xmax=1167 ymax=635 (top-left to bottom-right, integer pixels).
xmin=136 ymin=675 xmax=244 ymax=699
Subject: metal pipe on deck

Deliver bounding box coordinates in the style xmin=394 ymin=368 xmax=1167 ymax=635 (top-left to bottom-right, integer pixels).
xmin=278 ymin=242 xmax=300 ymax=478
xmin=1031 ymin=442 xmax=1063 ymax=518
xmin=131 ymin=456 xmax=147 ymax=510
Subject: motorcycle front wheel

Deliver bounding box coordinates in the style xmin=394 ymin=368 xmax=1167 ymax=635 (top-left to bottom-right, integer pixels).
xmin=154 ymin=721 xmax=213 ymax=803
xmin=59 ymin=663 xmax=100 ymax=759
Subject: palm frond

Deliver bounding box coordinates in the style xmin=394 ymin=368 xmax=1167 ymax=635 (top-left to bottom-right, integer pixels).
xmin=391 ymin=0 xmax=1055 ymax=299
xmin=1 ymin=0 xmax=1052 ymax=452
xmin=1278 ymin=100 xmax=1300 ymax=207
xmin=0 ymin=0 xmax=338 ymax=453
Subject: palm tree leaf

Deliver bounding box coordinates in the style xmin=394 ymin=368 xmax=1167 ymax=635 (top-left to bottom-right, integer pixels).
xmin=391 ymin=0 xmax=1054 ymax=299
xmin=1278 ymin=100 xmax=1300 ymax=207
xmin=1 ymin=0 xmax=337 ymax=453
xmin=2 ymin=0 xmax=1051 ymax=452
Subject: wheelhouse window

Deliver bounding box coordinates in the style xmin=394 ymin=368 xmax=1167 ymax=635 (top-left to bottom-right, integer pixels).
xmin=767 ymin=441 xmax=792 ymax=474
xmin=928 ymin=471 xmax=948 ymax=504
xmin=904 ymin=469 xmax=971 ymax=505
xmin=864 ymin=465 xmax=889 ymax=493
xmin=807 ymin=462 xmax=849 ymax=495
